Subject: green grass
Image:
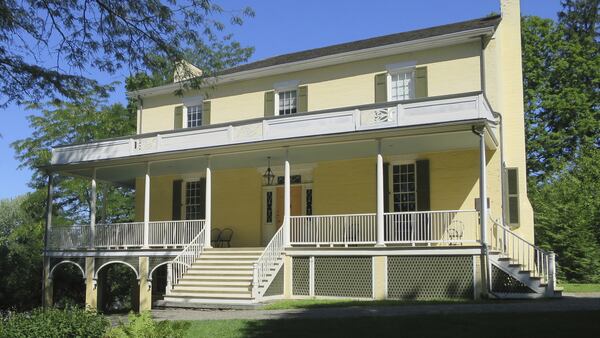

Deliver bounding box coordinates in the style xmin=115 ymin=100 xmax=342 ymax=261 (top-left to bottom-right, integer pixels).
xmin=261 ymin=298 xmax=473 ymax=310
xmin=560 ymin=283 xmax=600 ymax=293
xmin=183 ymin=311 xmax=600 ymax=338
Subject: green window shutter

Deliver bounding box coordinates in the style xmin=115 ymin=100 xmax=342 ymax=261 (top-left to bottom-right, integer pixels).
xmin=199 ymin=178 xmax=206 ymax=219
xmin=174 ymin=106 xmax=183 ymax=130
xmin=298 ymin=85 xmax=308 ymax=113
xmin=264 ymin=91 xmax=275 ymax=117
xmin=374 ymin=73 xmax=387 ymax=103
xmin=415 ymin=66 xmax=428 ymax=98
xmin=172 ymin=179 xmax=183 ymax=220
xmin=416 ymin=159 xmax=430 ymax=211
xmin=202 ymin=100 xmax=211 ymax=126
xmin=383 ymin=163 xmax=390 ymax=213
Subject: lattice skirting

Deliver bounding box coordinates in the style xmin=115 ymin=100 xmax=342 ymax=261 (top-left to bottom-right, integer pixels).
xmin=387 ymin=256 xmax=474 ymax=300
xmin=292 ymin=257 xmax=310 ymax=296
xmin=491 ymin=265 xmax=534 ymax=293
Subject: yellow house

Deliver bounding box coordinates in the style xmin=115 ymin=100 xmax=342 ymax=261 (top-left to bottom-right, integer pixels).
xmin=43 ymin=0 xmax=560 ymax=311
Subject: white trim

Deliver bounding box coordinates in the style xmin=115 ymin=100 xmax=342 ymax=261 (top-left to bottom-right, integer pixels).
xmin=128 ymin=27 xmax=496 ymax=98
xmin=94 ymin=260 xmax=140 ymax=279
xmin=386 ymin=61 xmax=417 ymax=73
xmin=49 ymin=260 xmax=86 ymax=280
xmin=274 ymin=80 xmax=300 ymax=91
xmin=285 ymin=247 xmax=482 ymax=256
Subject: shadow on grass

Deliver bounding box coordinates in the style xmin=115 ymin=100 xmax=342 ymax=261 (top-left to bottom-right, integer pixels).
xmin=185 ymin=311 xmax=600 ymax=338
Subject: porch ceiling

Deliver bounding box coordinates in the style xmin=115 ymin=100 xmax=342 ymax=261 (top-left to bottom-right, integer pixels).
xmin=59 ymin=125 xmax=495 ymax=186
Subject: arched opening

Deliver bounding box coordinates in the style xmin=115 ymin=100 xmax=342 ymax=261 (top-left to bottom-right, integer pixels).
xmin=96 ymin=262 xmax=139 ymax=314
xmin=150 ymin=263 xmax=168 ymax=307
xmin=51 ymin=262 xmax=85 ymax=308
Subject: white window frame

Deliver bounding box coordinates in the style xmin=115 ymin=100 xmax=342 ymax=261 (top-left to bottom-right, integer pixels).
xmin=181 ymin=175 xmax=205 ymax=220
xmin=389 ymin=160 xmax=418 ymax=212
xmin=386 ymin=61 xmax=416 ymax=102
xmin=274 ymin=80 xmax=300 ymax=116
xmin=182 ymin=96 xmax=203 ymax=128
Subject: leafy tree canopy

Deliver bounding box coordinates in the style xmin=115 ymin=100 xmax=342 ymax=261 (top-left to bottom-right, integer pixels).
xmin=0 ymin=0 xmax=254 ymax=107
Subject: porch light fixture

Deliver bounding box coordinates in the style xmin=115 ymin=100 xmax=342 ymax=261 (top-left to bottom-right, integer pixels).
xmin=263 ymin=157 xmax=275 ymax=186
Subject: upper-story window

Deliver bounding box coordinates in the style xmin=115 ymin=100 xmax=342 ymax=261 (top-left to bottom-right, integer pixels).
xmin=186 ymin=104 xmax=203 ymax=128
xmin=278 ymin=90 xmax=297 ymax=115
xmin=388 ymin=68 xmax=415 ymax=101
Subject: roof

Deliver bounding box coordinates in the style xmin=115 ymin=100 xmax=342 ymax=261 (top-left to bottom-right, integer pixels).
xmin=219 ymin=15 xmax=501 ymax=75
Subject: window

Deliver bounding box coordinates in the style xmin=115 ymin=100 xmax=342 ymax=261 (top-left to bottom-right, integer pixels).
xmin=186 ymin=105 xmax=202 ymax=128
xmin=276 ymin=175 xmax=302 ymax=185
xmin=185 ymin=180 xmax=205 ymax=220
xmin=389 ymin=69 xmax=415 ymax=101
xmin=277 ymin=90 xmax=297 ymax=115
xmin=391 ymin=163 xmax=417 ymax=212
xmin=306 ymin=188 xmax=313 ymax=216
xmin=266 ymin=191 xmax=273 ymax=224
xmin=507 ymin=168 xmax=520 ymax=225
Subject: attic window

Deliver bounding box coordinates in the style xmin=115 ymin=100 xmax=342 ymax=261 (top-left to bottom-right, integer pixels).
xmin=187 ymin=105 xmax=202 ymax=128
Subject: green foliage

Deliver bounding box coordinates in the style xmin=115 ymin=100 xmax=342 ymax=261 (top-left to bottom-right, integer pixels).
xmin=0 ymin=0 xmax=254 ymax=106
xmin=106 ymin=311 xmax=190 ymax=338
xmin=0 ymin=196 xmax=44 ymax=310
xmin=99 ymin=264 xmax=138 ymax=313
xmin=521 ymin=4 xmax=599 ymax=184
xmin=0 ymin=307 xmax=109 ymax=338
xmin=533 ymin=149 xmax=600 ymax=282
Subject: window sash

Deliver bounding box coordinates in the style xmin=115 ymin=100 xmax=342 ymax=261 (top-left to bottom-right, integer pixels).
xmin=186 ymin=105 xmax=202 ymax=128
xmin=389 ymin=70 xmax=415 ymax=101
xmin=185 ymin=181 xmax=204 ymax=220
xmin=391 ymin=163 xmax=417 ymax=212
xmin=278 ymin=90 xmax=297 ymax=115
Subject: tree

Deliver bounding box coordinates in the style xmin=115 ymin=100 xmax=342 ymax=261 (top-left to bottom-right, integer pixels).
xmin=521 ymin=1 xmax=599 ymax=184
xmin=0 ymin=0 xmax=254 ymax=107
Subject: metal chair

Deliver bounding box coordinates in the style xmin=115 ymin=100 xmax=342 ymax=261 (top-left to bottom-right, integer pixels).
xmin=211 ymin=228 xmax=221 ymax=247
xmin=447 ymin=220 xmax=464 ymax=245
xmin=216 ymin=228 xmax=233 ymax=248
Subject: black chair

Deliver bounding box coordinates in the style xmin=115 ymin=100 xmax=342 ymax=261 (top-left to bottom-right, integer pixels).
xmin=216 ymin=228 xmax=233 ymax=248
xmin=211 ymin=228 xmax=221 ymax=247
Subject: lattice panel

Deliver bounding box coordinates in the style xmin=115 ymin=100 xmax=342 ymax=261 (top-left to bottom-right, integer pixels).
xmin=264 ymin=266 xmax=284 ymax=297
xmin=292 ymin=257 xmax=310 ymax=296
xmin=491 ymin=265 xmax=534 ymax=293
xmin=314 ymin=256 xmax=372 ymax=298
xmin=387 ymin=256 xmax=474 ymax=299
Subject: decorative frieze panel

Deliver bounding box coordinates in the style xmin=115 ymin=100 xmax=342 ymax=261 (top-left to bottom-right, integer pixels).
xmin=359 ymin=106 xmax=398 ymax=127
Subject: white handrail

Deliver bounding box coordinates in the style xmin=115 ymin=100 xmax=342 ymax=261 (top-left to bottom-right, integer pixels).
xmin=252 ymin=224 xmax=285 ymax=299
xmin=170 ymin=227 xmax=207 ymax=288
xmin=290 ymin=213 xmax=377 ymax=246
xmin=489 ymin=217 xmax=555 ymax=289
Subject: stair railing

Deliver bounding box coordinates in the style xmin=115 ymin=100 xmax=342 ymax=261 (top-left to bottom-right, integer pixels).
xmin=252 ymin=224 xmax=286 ymax=299
xmin=488 ymin=217 xmax=556 ymax=291
xmin=170 ymin=226 xmax=207 ymax=289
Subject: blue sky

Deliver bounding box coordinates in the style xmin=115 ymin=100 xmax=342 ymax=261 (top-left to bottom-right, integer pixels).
xmin=0 ymin=0 xmax=561 ymax=199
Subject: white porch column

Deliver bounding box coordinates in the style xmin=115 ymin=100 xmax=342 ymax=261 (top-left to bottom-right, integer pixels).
xmin=204 ymin=158 xmax=212 ymax=248
xmin=89 ymin=168 xmax=97 ymax=248
xmin=375 ymin=142 xmax=385 ymax=247
xmin=283 ymin=150 xmax=291 ymax=247
xmin=143 ymin=163 xmax=151 ymax=248
xmin=478 ymin=129 xmax=488 ymax=247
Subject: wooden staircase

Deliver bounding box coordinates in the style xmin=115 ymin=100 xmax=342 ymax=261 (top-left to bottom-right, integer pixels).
xmin=160 ymin=247 xmax=264 ymax=307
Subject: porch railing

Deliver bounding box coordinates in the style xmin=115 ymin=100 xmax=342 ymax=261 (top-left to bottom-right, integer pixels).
xmin=489 ymin=217 xmax=555 ymax=287
xmin=47 ymin=220 xmax=205 ymax=249
xmin=384 ymin=210 xmax=479 ymax=245
xmin=170 ymin=227 xmax=207 ymax=287
xmin=252 ymin=223 xmax=286 ymax=299
xmin=290 ymin=213 xmax=377 ymax=246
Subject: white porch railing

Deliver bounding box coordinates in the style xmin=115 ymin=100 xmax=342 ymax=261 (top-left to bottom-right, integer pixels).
xmin=384 ymin=210 xmax=479 ymax=245
xmin=170 ymin=227 xmax=207 ymax=287
xmin=489 ymin=218 xmax=555 ymax=287
xmin=252 ymin=224 xmax=286 ymax=299
xmin=47 ymin=220 xmax=205 ymax=249
xmin=290 ymin=213 xmax=377 ymax=246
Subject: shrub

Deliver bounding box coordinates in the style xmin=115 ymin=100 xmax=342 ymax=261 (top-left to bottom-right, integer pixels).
xmin=0 ymin=306 xmax=109 ymax=338
xmin=106 ymin=311 xmax=190 ymax=338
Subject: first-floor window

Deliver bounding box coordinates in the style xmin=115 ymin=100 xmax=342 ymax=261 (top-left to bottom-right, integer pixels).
xmin=186 ymin=105 xmax=202 ymax=127
xmin=185 ymin=180 xmax=205 ymax=220
xmin=391 ymin=163 xmax=417 ymax=212
xmin=305 ymin=188 xmax=313 ymax=216
xmin=278 ymin=90 xmax=297 ymax=115
xmin=265 ymin=191 xmax=273 ymax=224
xmin=506 ymin=168 xmax=520 ymax=225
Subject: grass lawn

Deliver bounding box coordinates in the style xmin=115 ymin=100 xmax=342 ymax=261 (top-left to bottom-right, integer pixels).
xmin=261 ymin=298 xmax=474 ymax=310
xmin=560 ymin=283 xmax=600 ymax=293
xmin=183 ymin=310 xmax=600 ymax=338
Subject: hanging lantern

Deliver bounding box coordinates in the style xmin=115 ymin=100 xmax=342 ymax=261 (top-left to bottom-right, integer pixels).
xmin=262 ymin=157 xmax=275 ymax=186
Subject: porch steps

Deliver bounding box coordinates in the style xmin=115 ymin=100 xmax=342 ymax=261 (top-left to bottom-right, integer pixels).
xmin=160 ymin=247 xmax=264 ymax=307
xmin=489 ymin=252 xmax=562 ymax=299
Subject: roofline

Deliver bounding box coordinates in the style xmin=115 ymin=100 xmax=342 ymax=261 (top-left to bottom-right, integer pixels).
xmin=127 ymin=25 xmax=496 ymax=98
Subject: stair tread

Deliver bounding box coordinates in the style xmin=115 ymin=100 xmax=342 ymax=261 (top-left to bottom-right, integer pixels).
xmin=173 ymin=285 xmax=251 ymax=292
xmin=167 ymin=291 xmax=253 ymax=299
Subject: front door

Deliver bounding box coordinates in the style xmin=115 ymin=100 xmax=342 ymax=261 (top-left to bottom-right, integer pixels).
xmin=262 ymin=186 xmax=302 ymax=245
